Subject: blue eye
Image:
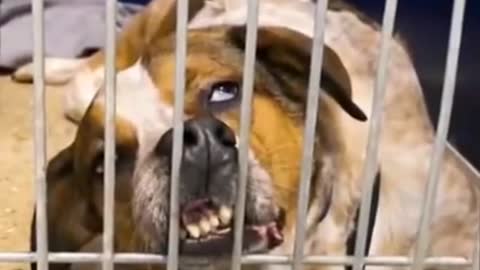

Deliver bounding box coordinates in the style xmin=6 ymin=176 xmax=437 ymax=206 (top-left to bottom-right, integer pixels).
xmin=208 ymin=81 xmax=240 ymax=104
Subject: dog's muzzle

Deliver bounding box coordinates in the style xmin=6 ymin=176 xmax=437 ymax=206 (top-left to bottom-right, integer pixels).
xmin=155 ymin=116 xmax=284 ymax=256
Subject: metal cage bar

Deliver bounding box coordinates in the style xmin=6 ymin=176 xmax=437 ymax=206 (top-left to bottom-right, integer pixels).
xmin=230 ymin=0 xmax=260 ymax=270
xmin=3 ymin=0 xmax=477 ymax=269
xmin=352 ymin=0 xmax=398 ymax=269
xmin=291 ymin=1 xmax=329 ymax=270
xmin=474 ymin=230 xmax=480 ymax=270
xmin=166 ymin=0 xmax=190 ymax=270
xmin=102 ymin=0 xmax=118 ymax=270
xmin=32 ymin=0 xmax=48 ymax=270
xmin=0 ymin=252 xmax=474 ymax=267
xmin=411 ymin=0 xmax=467 ymax=269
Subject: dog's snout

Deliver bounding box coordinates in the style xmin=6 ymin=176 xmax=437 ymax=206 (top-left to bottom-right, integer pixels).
xmin=155 ymin=116 xmax=238 ymax=205
xmin=183 ymin=116 xmax=236 ymax=150
xmin=155 ymin=116 xmax=236 ymax=156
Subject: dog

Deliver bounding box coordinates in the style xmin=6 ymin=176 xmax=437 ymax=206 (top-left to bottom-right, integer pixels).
xmin=15 ymin=0 xmax=479 ymax=270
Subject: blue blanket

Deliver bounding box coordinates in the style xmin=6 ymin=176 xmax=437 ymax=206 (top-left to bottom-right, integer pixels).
xmin=0 ymin=0 xmax=150 ymax=69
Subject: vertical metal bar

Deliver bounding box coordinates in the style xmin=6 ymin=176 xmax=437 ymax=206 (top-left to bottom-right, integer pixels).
xmin=231 ymin=0 xmax=260 ymax=269
xmin=167 ymin=0 xmax=189 ymax=270
xmin=411 ymin=0 xmax=467 ymax=269
xmin=473 ymin=229 xmax=480 ymax=270
xmin=291 ymin=0 xmax=329 ymax=270
xmin=352 ymin=0 xmax=398 ymax=270
xmin=103 ymin=0 xmax=117 ymax=269
xmin=32 ymin=0 xmax=48 ymax=269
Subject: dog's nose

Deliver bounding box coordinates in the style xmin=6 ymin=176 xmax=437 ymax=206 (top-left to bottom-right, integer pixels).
xmin=156 ymin=116 xmax=236 ymax=156
xmin=156 ymin=116 xmax=238 ymax=203
xmin=183 ymin=116 xmax=236 ymax=150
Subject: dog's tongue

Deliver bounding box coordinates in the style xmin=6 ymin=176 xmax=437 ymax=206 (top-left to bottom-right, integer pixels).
xmin=266 ymin=223 xmax=284 ymax=248
xmin=243 ymin=222 xmax=284 ymax=253
xmin=251 ymin=223 xmax=283 ymax=249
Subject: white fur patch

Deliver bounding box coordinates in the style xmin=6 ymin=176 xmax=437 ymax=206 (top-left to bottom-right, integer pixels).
xmin=93 ymin=60 xmax=174 ymax=161
xmin=64 ymin=65 xmax=104 ymax=121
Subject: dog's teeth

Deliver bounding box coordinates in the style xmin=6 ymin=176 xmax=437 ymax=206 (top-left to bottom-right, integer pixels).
xmin=209 ymin=215 xmax=220 ymax=228
xmin=199 ymin=219 xmax=211 ymax=235
xmin=219 ymin=206 xmax=232 ymax=225
xmin=186 ymin=224 xmax=200 ymax=238
xmin=216 ymin=227 xmax=230 ymax=234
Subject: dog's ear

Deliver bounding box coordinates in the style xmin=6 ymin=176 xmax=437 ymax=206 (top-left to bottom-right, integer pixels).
xmin=30 ymin=145 xmax=101 ymax=270
xmin=228 ymin=26 xmax=367 ymax=121
xmin=112 ymin=0 xmax=205 ymax=70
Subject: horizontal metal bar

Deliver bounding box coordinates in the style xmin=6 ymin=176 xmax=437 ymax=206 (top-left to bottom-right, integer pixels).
xmin=0 ymin=253 xmax=472 ymax=267
xmin=244 ymin=255 xmax=472 ymax=267
xmin=411 ymin=0 xmax=467 ymax=268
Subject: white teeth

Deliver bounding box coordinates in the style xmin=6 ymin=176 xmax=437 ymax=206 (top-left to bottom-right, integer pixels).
xmin=216 ymin=227 xmax=231 ymax=234
xmin=199 ymin=219 xmax=211 ymax=235
xmin=183 ymin=206 xmax=233 ymax=238
xmin=209 ymin=215 xmax=220 ymax=228
xmin=219 ymin=206 xmax=232 ymax=225
xmin=186 ymin=224 xmax=200 ymax=238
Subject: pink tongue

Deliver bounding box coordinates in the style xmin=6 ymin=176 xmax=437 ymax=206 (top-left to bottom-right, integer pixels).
xmin=250 ymin=223 xmax=284 ymax=250
xmin=266 ymin=223 xmax=284 ymax=248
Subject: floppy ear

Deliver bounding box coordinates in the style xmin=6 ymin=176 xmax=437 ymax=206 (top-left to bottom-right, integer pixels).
xmin=30 ymin=145 xmax=101 ymax=270
xmin=83 ymin=0 xmax=205 ymax=72
xmin=228 ymin=26 xmax=367 ymax=121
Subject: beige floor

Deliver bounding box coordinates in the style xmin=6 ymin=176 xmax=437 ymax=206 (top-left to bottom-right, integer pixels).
xmin=0 ymin=76 xmax=76 ymax=270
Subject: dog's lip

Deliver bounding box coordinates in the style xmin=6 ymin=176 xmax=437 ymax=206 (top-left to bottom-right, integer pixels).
xmin=179 ymin=221 xmax=284 ymax=256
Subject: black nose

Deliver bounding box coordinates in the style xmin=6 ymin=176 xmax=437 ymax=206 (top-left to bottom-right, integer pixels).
xmin=156 ymin=116 xmax=238 ymax=205
xmin=184 ymin=117 xmax=236 ymax=149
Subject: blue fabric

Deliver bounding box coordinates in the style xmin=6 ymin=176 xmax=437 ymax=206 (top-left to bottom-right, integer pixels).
xmin=0 ymin=0 xmax=144 ymax=69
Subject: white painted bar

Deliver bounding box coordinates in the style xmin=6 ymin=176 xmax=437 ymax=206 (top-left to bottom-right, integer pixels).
xmin=291 ymin=1 xmax=329 ymax=270
xmin=166 ymin=1 xmax=190 ymax=270
xmin=411 ymin=0 xmax=467 ymax=269
xmin=32 ymin=0 xmax=48 ymax=269
xmin=352 ymin=0 xmax=398 ymax=270
xmin=230 ymin=0 xmax=260 ymax=270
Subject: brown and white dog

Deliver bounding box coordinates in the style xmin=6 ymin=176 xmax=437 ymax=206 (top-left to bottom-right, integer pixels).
xmin=14 ymin=0 xmax=480 ymax=270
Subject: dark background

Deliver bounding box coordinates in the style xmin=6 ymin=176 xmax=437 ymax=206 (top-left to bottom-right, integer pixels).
xmin=128 ymin=0 xmax=480 ymax=169
xmin=348 ymin=0 xmax=480 ymax=169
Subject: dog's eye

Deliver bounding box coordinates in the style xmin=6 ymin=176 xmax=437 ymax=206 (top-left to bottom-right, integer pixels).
xmin=207 ymin=81 xmax=240 ymax=104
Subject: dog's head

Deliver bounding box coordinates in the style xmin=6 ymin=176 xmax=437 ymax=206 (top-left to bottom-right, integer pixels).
xmin=38 ymin=24 xmax=367 ymax=267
